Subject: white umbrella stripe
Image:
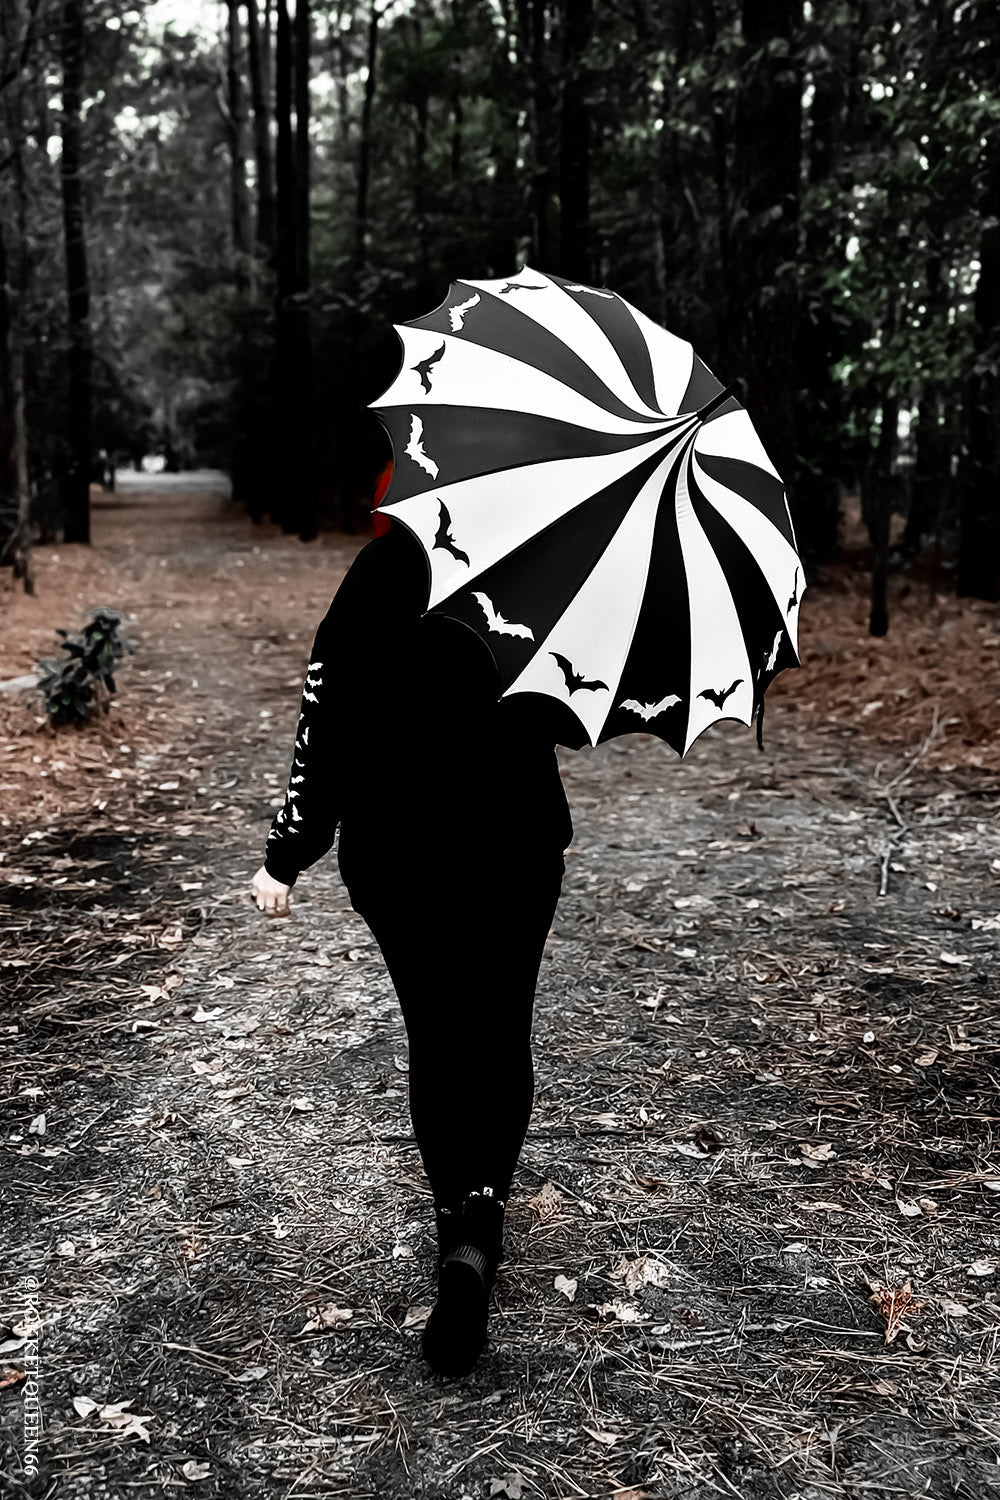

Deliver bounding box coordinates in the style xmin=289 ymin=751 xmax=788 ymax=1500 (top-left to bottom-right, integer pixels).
xmin=379 ymin=326 xmax=671 ymax=440
xmin=695 ymin=406 xmax=783 ymax=482
xmin=502 ymin=449 xmax=679 ymax=746
xmin=674 ymin=449 xmax=755 ymax=753
xmin=691 ymin=451 xmax=803 ymax=657
xmin=457 ymin=268 xmax=670 ymax=422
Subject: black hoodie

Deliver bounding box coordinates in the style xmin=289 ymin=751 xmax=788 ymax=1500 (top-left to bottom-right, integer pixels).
xmin=263 ymin=524 xmax=575 ymax=910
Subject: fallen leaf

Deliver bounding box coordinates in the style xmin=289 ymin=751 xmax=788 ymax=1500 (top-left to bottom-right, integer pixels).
xmin=289 ymin=1096 xmax=314 ymax=1113
xmin=402 ymin=1304 xmax=431 ymax=1330
xmin=868 ymin=1280 xmax=925 ymax=1345
xmin=0 ymin=1367 xmax=26 ymax=1390
xmin=28 ymin=1113 xmax=45 ymax=1136
xmin=97 ymin=1401 xmax=153 ymax=1442
xmin=583 ymin=1423 xmax=624 ymax=1446
xmin=489 ymin=1473 xmax=524 ymax=1499
xmin=939 ymin=951 xmax=970 ymax=966
xmin=526 ymin=1181 xmax=565 ymax=1220
xmin=967 ymin=1258 xmax=997 ymax=1278
xmin=799 ymin=1141 xmax=836 ymax=1164
xmin=914 ymin=1048 xmax=939 ymax=1068
xmin=73 ymin=1395 xmax=98 ymax=1417
xmin=937 ymin=1298 xmax=970 ymax=1318
xmin=614 ymin=1255 xmax=672 ymax=1292
xmin=232 ymin=1365 xmax=269 ymax=1383
xmin=595 ymin=1299 xmax=643 ymax=1323
xmin=692 ymin=1123 xmax=725 ymax=1153
xmin=192 ymin=1004 xmax=223 ymax=1022
xmin=299 ymin=1305 xmax=353 ymax=1333
xmin=554 ymin=1274 xmax=578 ymax=1301
xmin=181 ymin=1461 xmax=212 ymax=1480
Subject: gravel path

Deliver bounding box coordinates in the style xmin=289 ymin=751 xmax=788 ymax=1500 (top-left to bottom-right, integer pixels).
xmin=3 ymin=488 xmax=999 ymax=1500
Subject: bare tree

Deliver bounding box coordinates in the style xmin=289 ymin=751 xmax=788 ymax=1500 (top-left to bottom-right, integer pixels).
xmin=60 ymin=0 xmax=93 ymax=545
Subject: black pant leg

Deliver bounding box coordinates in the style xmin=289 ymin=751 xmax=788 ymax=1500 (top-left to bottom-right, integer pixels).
xmin=359 ymin=857 xmax=564 ymax=1207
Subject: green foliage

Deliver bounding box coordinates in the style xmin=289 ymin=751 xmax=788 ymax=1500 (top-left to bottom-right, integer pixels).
xmin=36 ymin=608 xmax=134 ymax=728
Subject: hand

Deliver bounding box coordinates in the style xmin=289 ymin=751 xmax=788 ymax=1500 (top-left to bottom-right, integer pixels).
xmin=251 ymin=866 xmax=292 ymax=916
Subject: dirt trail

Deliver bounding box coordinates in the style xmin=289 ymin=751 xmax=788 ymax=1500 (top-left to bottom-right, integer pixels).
xmin=2 ymin=486 xmax=1000 ymax=1500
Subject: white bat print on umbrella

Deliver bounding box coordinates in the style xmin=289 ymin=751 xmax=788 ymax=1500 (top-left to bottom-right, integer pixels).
xmin=370 ymin=265 xmax=805 ymax=756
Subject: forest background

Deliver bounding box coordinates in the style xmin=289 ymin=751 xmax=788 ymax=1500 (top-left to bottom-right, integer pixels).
xmin=0 ymin=0 xmax=998 ymax=623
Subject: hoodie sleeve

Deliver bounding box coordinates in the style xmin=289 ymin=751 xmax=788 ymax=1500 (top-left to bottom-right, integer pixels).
xmin=261 ymin=527 xmax=423 ymax=887
xmin=263 ymin=612 xmax=343 ymax=887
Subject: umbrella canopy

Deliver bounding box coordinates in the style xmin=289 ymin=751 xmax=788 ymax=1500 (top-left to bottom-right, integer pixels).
xmin=370 ymin=266 xmax=804 ymax=755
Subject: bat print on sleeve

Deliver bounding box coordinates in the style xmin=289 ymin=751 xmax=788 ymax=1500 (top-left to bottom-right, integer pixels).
xmin=264 ymin=633 xmax=342 ymax=887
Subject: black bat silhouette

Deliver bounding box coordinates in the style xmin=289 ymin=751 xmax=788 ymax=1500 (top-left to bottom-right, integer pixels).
xmin=550 ymin=651 xmax=608 ymax=695
xmin=698 ymin=678 xmax=743 ymax=710
xmin=499 ymin=282 xmax=546 ymax=294
xmin=411 ymin=342 xmax=446 ymax=393
xmin=433 ymin=500 xmax=470 ymax=566
xmin=787 ymin=567 xmax=800 ymax=614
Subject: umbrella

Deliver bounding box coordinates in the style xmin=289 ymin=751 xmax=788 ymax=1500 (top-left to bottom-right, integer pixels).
xmin=369 ymin=266 xmax=804 ymax=755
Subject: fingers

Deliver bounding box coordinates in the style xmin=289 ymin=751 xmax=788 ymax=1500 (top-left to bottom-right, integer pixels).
xmin=250 ymin=874 xmax=292 ymax=917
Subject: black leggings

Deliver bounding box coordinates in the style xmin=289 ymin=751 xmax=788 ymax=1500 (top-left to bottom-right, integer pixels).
xmin=357 ymin=857 xmax=565 ymax=1209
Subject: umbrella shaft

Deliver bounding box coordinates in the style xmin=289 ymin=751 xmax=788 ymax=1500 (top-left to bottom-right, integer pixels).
xmin=696 ymin=383 xmax=739 ymax=424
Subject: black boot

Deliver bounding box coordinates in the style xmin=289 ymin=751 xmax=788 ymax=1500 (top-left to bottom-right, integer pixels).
xmin=422 ymin=1185 xmax=506 ymax=1378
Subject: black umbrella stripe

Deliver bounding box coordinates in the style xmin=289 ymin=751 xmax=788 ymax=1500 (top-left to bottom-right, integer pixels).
xmin=696 ymin=451 xmax=795 ymax=550
xmin=677 ymin=353 xmax=739 ymax=420
xmin=601 ymin=448 xmax=694 ymax=751
xmin=407 ymin=280 xmax=663 ymax=429
xmin=686 ymin=461 xmax=790 ymax=720
xmin=545 ymin=273 xmax=663 ymax=416
xmin=431 ymin=447 xmax=672 ymax=689
xmin=375 ymin=405 xmax=663 ymax=506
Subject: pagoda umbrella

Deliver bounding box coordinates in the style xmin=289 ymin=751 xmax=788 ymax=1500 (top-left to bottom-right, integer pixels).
xmin=369 ymin=266 xmax=804 ymax=755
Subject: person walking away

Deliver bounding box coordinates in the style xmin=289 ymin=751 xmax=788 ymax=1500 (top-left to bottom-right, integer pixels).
xmin=250 ymin=518 xmax=577 ymax=1377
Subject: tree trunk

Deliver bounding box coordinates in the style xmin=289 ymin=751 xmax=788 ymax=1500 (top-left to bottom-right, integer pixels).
xmin=557 ymin=0 xmax=592 ymax=280
xmin=868 ymin=390 xmax=898 ymax=638
xmin=293 ymin=0 xmax=315 ymax=541
xmin=245 ymin=0 xmax=276 ymax=260
xmin=273 ymin=0 xmax=296 ymax=532
xmin=729 ymin=0 xmax=802 ymax=506
xmin=957 ymin=128 xmax=1000 ymax=600
xmin=226 ymin=0 xmax=253 ymax=283
xmin=352 ymin=3 xmax=379 ymax=281
xmin=0 ymin=217 xmax=32 ymax=586
xmin=59 ymin=0 xmax=92 ymax=545
xmin=411 ymin=16 xmax=431 ymax=299
xmin=793 ymin=26 xmax=848 ymax=563
xmin=529 ymin=0 xmax=555 ymax=266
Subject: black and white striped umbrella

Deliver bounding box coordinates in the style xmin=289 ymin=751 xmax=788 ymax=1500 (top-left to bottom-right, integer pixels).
xmin=370 ymin=266 xmax=804 ymax=754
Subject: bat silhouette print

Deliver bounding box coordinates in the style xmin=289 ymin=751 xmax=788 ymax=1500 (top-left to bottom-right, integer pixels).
xmin=565 ymin=283 xmax=615 ymax=299
xmin=412 ymin=342 xmax=446 ymax=393
xmin=764 ymin=629 xmax=782 ymax=674
xmin=448 ymin=293 xmax=480 ymax=332
xmin=787 ymin=567 xmax=800 ymax=614
xmin=551 ymin=651 xmax=608 ymax=695
xmin=303 ymin=688 xmax=319 ymax=704
xmin=698 ymin=679 xmax=743 ymax=710
xmin=434 ymin=501 xmax=470 ymax=566
xmin=406 ymin=414 xmax=439 ymax=479
xmin=620 ymin=694 xmax=682 ymax=721
xmin=472 ymin=591 xmax=534 ymax=640
xmin=499 ymin=282 xmax=546 ymax=294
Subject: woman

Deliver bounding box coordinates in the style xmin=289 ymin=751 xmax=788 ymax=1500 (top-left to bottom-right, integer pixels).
xmin=250 ymin=513 xmax=575 ymax=1378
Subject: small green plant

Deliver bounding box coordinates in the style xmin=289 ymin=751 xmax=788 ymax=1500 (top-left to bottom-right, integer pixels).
xmin=37 ymin=607 xmax=135 ymax=727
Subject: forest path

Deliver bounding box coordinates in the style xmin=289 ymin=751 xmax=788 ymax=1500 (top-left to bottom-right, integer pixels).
xmin=3 ymin=485 xmax=1000 ymax=1500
